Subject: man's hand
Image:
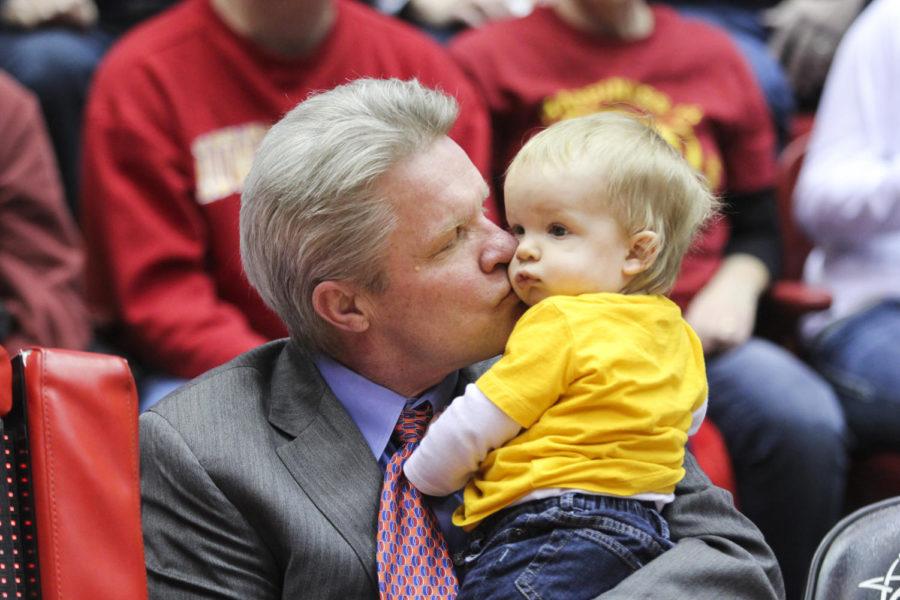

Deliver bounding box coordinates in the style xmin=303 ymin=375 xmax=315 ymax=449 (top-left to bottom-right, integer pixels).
xmin=0 ymin=0 xmax=97 ymax=29
xmin=684 ymin=255 xmax=769 ymax=355
xmin=407 ymin=0 xmax=539 ymax=28
xmin=765 ymin=0 xmax=865 ymax=103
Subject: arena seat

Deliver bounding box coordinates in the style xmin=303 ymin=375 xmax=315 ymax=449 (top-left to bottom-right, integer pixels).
xmin=0 ymin=344 xmax=146 ymax=600
xmin=803 ymin=496 xmax=900 ymax=600
xmin=757 ymin=131 xmax=833 ymax=351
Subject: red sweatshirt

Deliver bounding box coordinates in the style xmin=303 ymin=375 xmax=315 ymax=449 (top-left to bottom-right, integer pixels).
xmin=82 ymin=0 xmax=492 ymax=378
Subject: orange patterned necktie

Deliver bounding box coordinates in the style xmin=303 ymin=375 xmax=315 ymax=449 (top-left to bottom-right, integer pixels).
xmin=376 ymin=405 xmax=459 ymax=599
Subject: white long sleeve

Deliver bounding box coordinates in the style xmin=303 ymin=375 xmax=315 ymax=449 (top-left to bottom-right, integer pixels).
xmin=688 ymin=398 xmax=707 ymax=437
xmin=793 ymin=0 xmax=900 ymax=337
xmin=795 ymin=0 xmax=900 ymax=243
xmin=404 ymin=383 xmax=521 ymax=497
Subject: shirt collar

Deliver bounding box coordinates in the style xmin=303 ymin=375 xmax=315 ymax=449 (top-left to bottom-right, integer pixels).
xmin=312 ymin=353 xmax=459 ymax=460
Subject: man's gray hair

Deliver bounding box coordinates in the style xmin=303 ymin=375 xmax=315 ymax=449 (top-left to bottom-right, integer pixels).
xmin=240 ymin=78 xmax=458 ymax=354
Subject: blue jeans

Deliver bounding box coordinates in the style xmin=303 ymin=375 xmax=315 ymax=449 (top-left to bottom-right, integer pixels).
xmin=706 ymin=337 xmax=847 ymax=600
xmin=456 ymin=493 xmax=673 ymax=600
xmin=0 ymin=26 xmax=113 ymax=214
xmin=806 ymin=300 xmax=900 ymax=452
xmin=672 ymin=4 xmax=795 ymax=145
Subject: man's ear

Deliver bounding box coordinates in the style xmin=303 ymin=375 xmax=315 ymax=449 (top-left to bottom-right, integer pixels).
xmin=311 ymin=281 xmax=371 ymax=333
xmin=623 ymin=230 xmax=660 ymax=276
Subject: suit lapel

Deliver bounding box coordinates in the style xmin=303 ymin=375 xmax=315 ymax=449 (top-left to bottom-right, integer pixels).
xmin=265 ymin=346 xmax=499 ymax=588
xmin=268 ymin=343 xmax=383 ymax=587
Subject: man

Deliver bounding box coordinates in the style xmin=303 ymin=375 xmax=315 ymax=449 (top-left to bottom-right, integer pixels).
xmin=141 ymin=78 xmax=784 ymax=599
xmin=81 ymin=0 xmax=491 ymax=407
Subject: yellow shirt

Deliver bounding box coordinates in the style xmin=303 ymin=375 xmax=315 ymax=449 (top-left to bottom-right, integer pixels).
xmin=453 ymin=293 xmax=707 ymax=528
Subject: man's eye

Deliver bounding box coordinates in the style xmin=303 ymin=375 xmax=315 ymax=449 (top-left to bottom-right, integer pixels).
xmin=509 ymin=224 xmax=525 ymax=237
xmin=548 ymin=224 xmax=568 ymax=237
xmin=439 ymin=227 xmax=466 ymax=253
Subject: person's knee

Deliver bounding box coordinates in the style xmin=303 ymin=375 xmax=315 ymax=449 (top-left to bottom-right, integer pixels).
xmin=767 ymin=376 xmax=847 ymax=468
xmin=710 ymin=339 xmax=848 ymax=459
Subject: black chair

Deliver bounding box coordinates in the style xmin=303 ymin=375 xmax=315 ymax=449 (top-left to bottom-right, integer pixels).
xmin=804 ymin=496 xmax=900 ymax=600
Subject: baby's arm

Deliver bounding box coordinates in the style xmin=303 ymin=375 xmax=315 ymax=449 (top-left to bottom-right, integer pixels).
xmin=404 ymin=383 xmax=521 ymax=496
xmin=688 ymin=398 xmax=708 ymax=436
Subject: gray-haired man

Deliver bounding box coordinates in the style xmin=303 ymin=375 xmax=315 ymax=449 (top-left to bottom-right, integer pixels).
xmin=140 ymin=78 xmax=784 ymax=599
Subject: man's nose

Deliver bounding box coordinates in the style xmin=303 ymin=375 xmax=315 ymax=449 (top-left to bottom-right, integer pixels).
xmin=480 ymin=221 xmax=517 ymax=273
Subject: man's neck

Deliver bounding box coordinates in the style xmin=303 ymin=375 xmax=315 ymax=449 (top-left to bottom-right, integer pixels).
xmin=554 ymin=0 xmax=654 ymax=41
xmin=211 ymin=0 xmax=336 ymax=58
xmin=331 ymin=344 xmax=455 ymax=399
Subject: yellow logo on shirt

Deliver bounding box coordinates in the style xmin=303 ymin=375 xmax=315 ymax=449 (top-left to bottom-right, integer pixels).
xmin=541 ymin=77 xmax=722 ymax=191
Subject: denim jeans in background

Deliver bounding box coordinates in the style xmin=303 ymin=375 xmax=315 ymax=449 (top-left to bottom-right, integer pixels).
xmin=705 ymin=336 xmax=848 ymax=600
xmin=806 ymin=299 xmax=900 ymax=452
xmin=456 ymin=493 xmax=673 ymax=600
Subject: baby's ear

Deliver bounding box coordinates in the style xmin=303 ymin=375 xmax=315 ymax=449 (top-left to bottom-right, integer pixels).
xmin=623 ymin=230 xmax=660 ymax=276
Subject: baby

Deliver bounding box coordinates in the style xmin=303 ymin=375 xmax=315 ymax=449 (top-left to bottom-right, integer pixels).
xmin=405 ymin=111 xmax=717 ymax=599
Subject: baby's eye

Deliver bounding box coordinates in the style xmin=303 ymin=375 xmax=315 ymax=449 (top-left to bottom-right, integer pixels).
xmin=509 ymin=224 xmax=525 ymax=237
xmin=548 ymin=224 xmax=568 ymax=237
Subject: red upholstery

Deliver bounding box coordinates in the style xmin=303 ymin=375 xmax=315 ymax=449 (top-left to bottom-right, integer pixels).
xmin=758 ymin=131 xmax=834 ymax=352
xmin=775 ymin=132 xmax=817 ymax=281
xmin=771 ymin=131 xmax=834 ymax=309
xmin=692 ymin=420 xmax=737 ymax=499
xmin=0 ymin=346 xmax=147 ymax=600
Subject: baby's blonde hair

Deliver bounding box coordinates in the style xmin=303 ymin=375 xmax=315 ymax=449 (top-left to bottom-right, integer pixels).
xmin=506 ymin=111 xmax=718 ymax=296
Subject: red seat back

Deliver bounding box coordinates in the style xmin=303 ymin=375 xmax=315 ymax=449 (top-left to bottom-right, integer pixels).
xmin=692 ymin=420 xmax=737 ymax=498
xmin=776 ymin=132 xmax=815 ymax=281
xmin=0 ymin=346 xmax=146 ymax=600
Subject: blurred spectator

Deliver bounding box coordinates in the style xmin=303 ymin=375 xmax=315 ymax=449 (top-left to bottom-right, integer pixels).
xmin=0 ymin=71 xmax=90 ymax=355
xmin=0 ymin=0 xmax=175 ymax=215
xmin=360 ymin=0 xmax=539 ymax=42
xmin=795 ymin=0 xmax=900 ymax=454
xmin=662 ymin=0 xmax=866 ymax=142
xmin=404 ymin=0 xmax=536 ymax=28
xmin=450 ymin=1 xmax=846 ymax=596
xmin=81 ymin=0 xmax=491 ymax=409
xmin=765 ymin=0 xmax=867 ymax=109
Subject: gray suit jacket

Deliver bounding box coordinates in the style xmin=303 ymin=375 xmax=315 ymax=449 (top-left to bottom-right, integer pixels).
xmin=141 ymin=339 xmax=785 ymax=599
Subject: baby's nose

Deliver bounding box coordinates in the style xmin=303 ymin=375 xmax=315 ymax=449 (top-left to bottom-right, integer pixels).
xmin=515 ymin=239 xmax=540 ymax=261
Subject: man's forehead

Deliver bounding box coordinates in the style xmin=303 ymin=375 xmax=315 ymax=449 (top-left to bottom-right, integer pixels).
xmin=424 ymin=180 xmax=490 ymax=224
xmin=382 ymin=137 xmax=489 ymax=226
xmin=391 ymin=168 xmax=488 ymax=211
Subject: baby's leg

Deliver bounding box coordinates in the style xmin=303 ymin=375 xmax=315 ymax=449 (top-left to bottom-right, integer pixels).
xmin=457 ymin=494 xmax=672 ymax=600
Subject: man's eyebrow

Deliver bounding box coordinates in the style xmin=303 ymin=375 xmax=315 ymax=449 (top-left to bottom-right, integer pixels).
xmin=434 ymin=183 xmax=490 ymax=237
xmin=432 ymin=196 xmax=483 ymax=241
